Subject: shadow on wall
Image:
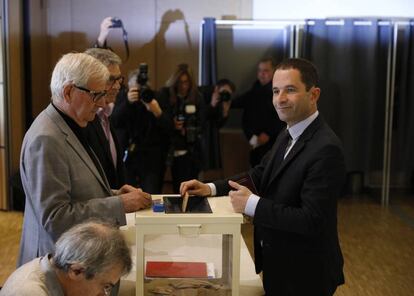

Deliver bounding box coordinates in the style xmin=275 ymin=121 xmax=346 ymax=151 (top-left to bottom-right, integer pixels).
xmin=116 ymin=9 xmax=195 ymax=89
xmin=31 ymin=32 xmax=89 ymax=119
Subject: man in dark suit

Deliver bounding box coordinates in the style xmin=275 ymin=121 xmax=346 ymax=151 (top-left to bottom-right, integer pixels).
xmin=231 ymin=57 xmax=286 ymax=167
xmin=180 ymin=58 xmax=345 ymax=296
xmin=84 ymin=48 xmax=125 ymax=189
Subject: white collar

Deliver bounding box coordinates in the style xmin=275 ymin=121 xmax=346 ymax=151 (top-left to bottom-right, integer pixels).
xmin=287 ymin=110 xmax=319 ymax=140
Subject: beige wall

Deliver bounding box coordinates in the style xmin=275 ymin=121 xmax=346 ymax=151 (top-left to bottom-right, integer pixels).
xmin=0 ymin=0 xmax=254 ymax=208
xmin=29 ymin=0 xmax=253 ymax=117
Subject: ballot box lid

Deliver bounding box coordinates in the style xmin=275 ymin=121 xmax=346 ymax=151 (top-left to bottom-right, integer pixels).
xmin=135 ymin=195 xmax=243 ymax=225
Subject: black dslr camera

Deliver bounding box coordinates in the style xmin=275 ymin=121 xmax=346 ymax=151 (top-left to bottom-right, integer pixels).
xmin=136 ymin=63 xmax=154 ymax=103
xmin=177 ymin=103 xmax=200 ymax=144
xmin=218 ymin=90 xmax=231 ymax=102
xmin=109 ymin=17 xmax=123 ymax=28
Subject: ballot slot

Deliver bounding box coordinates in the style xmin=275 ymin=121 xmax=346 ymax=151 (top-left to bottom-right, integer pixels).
xmin=163 ymin=195 xmax=213 ymax=213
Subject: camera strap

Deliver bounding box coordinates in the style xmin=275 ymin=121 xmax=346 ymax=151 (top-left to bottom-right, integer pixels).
xmin=120 ymin=26 xmax=130 ymax=62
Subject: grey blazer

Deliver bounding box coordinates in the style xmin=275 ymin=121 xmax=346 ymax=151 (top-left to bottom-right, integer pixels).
xmin=1 ymin=255 xmax=64 ymax=296
xmin=18 ymin=104 xmax=126 ymax=266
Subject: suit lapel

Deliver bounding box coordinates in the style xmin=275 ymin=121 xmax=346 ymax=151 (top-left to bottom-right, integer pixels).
xmin=264 ymin=116 xmax=323 ymax=189
xmin=92 ymin=117 xmax=114 ymax=168
xmin=260 ymin=132 xmax=286 ymax=188
xmin=110 ymin=123 xmax=123 ymax=170
xmin=45 ymin=104 xmax=112 ymax=193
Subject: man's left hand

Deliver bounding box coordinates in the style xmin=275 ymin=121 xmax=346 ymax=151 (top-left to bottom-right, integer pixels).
xmin=118 ymin=184 xmax=139 ymax=194
xmin=228 ymin=180 xmax=251 ymax=213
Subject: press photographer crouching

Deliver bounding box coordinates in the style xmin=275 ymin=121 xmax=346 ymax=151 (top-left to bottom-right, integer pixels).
xmin=159 ymin=64 xmax=206 ymax=193
xmin=111 ymin=64 xmax=171 ymax=193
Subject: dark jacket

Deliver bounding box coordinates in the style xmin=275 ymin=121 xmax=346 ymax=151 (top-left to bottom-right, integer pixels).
xmin=214 ymin=115 xmax=345 ymax=296
xmin=157 ymin=87 xmax=206 ymax=155
xmin=111 ymin=89 xmax=172 ymax=156
xmin=198 ymin=85 xmax=229 ymax=170
xmin=232 ymin=80 xmax=285 ymax=148
xmin=86 ymin=116 xmax=125 ymax=189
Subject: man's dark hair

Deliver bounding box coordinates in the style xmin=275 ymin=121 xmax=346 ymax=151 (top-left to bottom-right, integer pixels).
xmin=259 ymin=56 xmax=277 ymax=68
xmin=216 ymin=78 xmax=236 ymax=92
xmin=275 ymin=58 xmax=319 ymax=91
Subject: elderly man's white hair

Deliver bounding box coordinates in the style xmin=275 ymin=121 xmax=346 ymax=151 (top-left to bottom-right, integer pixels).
xmin=50 ymin=52 xmax=109 ymax=103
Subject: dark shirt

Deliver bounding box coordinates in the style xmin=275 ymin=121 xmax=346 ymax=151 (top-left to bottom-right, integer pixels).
xmin=51 ymin=103 xmax=106 ymax=181
xmin=111 ymin=87 xmax=172 ymax=152
xmin=156 ymin=87 xmax=206 ymax=152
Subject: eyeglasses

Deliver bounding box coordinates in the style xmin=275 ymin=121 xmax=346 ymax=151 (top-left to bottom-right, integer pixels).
xmin=73 ymin=85 xmax=107 ymax=102
xmin=109 ymin=75 xmax=124 ymax=86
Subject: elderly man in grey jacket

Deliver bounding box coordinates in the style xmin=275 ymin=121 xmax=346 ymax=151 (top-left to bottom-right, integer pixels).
xmin=18 ymin=52 xmax=151 ymax=267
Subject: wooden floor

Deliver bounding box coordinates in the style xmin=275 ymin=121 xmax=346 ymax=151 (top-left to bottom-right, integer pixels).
xmin=0 ymin=210 xmax=23 ymax=286
xmin=1 ymin=195 xmax=414 ymax=295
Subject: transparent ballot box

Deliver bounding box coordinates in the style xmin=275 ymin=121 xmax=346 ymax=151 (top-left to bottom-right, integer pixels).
xmin=135 ymin=195 xmax=243 ymax=296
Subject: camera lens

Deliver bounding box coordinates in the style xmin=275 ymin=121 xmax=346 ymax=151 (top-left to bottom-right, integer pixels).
xmin=140 ymin=86 xmax=154 ymax=103
xmin=137 ymin=63 xmax=148 ymax=86
xmin=218 ymin=90 xmax=231 ymax=102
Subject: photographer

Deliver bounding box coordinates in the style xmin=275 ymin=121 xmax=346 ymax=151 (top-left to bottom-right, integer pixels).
xmin=199 ymin=79 xmax=236 ymax=170
xmin=159 ymin=64 xmax=206 ymax=193
xmin=111 ymin=65 xmax=171 ymax=193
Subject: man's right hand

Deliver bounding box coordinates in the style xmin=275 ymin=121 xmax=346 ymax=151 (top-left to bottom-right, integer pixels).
xmin=127 ymin=87 xmax=140 ymax=103
xmin=143 ymin=99 xmax=162 ymax=117
xmin=120 ymin=189 xmax=152 ymax=212
xmin=180 ymin=179 xmax=211 ymax=197
xmin=97 ymin=17 xmax=114 ymax=47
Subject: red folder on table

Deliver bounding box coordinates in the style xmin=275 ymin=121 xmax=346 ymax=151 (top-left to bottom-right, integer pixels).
xmin=145 ymin=261 xmax=208 ymax=278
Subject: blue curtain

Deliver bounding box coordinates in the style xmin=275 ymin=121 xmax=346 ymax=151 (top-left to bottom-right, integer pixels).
xmin=201 ymin=17 xmax=217 ymax=86
xmin=300 ymin=19 xmax=392 ymax=173
xmin=393 ymin=21 xmax=414 ymax=176
xmin=200 ymin=18 xmax=220 ymax=170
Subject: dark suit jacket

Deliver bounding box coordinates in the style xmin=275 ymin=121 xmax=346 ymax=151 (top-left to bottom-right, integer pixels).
xmin=198 ymin=85 xmax=229 ymax=170
xmin=86 ymin=116 xmax=125 ymax=189
xmin=215 ymin=115 xmax=345 ymax=295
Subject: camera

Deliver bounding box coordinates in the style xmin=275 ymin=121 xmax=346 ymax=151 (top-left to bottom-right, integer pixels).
xmin=177 ymin=103 xmax=200 ymax=144
xmin=218 ymin=90 xmax=231 ymax=102
xmin=109 ymin=17 xmax=123 ymax=28
xmin=136 ymin=63 xmax=154 ymax=103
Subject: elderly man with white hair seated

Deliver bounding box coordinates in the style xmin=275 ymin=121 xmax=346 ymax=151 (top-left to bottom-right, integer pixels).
xmin=0 ymin=220 xmax=132 ymax=296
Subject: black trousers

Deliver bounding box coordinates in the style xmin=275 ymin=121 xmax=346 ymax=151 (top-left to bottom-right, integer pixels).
xmin=261 ymin=243 xmax=339 ymax=296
